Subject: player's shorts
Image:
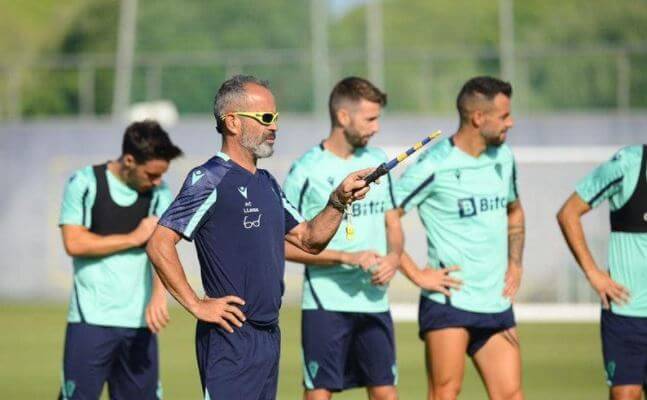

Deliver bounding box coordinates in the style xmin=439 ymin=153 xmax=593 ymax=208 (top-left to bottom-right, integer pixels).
xmin=301 ymin=308 xmax=397 ymax=392
xmin=196 ymin=320 xmax=280 ymax=400
xmin=418 ymin=296 xmax=516 ymax=356
xmin=59 ymin=322 xmax=160 ymax=400
xmin=601 ymin=309 xmax=647 ymax=387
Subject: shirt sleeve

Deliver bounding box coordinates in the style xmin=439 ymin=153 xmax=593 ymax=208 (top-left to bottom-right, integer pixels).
xmin=272 ymin=172 xmax=303 ymax=233
xmin=159 ymin=168 xmax=217 ymax=241
xmin=59 ymin=169 xmax=92 ymax=227
xmin=283 ymin=162 xmax=309 ymax=215
xmin=385 ymin=172 xmax=397 ymax=210
xmin=373 ymin=148 xmax=397 ymax=210
xmin=508 ymin=157 xmax=519 ymax=204
xmin=393 ymin=157 xmax=437 ymax=213
xmin=152 ymin=182 xmax=174 ymax=216
xmin=575 ymin=151 xmax=625 ymax=208
xmin=281 ymin=188 xmax=304 ymax=234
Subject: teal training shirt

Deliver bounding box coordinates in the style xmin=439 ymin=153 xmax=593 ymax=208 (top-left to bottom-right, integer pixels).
xmin=575 ymin=145 xmax=647 ymax=317
xmin=394 ymin=137 xmax=518 ymax=313
xmin=59 ymin=165 xmax=173 ymax=328
xmin=283 ymin=144 xmax=396 ymax=313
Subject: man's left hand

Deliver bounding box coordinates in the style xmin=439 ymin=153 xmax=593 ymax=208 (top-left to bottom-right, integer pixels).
xmin=146 ymin=293 xmax=170 ymax=333
xmin=371 ymin=252 xmax=400 ymax=286
xmin=503 ymin=264 xmax=523 ymax=301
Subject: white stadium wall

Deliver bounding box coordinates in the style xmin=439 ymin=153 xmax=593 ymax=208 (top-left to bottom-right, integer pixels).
xmin=0 ymin=114 xmax=644 ymax=317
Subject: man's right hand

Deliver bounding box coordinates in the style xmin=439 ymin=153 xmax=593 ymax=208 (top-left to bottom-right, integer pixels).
xmin=414 ymin=266 xmax=463 ymax=296
xmin=192 ymin=295 xmax=247 ymax=333
xmin=131 ymin=216 xmax=159 ymax=246
xmin=341 ymin=250 xmax=381 ymax=271
xmin=330 ymin=168 xmax=373 ymax=208
xmin=586 ymin=268 xmax=630 ymax=309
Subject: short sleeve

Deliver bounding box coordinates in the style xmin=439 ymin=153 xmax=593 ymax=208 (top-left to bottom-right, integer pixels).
xmin=575 ymin=151 xmax=625 ymax=208
xmin=59 ymin=169 xmax=93 ymax=227
xmin=159 ymin=168 xmax=218 ymax=241
xmin=281 ymin=188 xmax=304 ymax=234
xmin=152 ymin=182 xmax=174 ymax=216
xmin=372 ymin=148 xmax=396 ymax=210
xmin=508 ymin=157 xmax=519 ymax=204
xmin=272 ymin=172 xmax=303 ymax=233
xmin=385 ymin=172 xmax=397 ymax=210
xmin=393 ymin=157 xmax=437 ymax=213
xmin=283 ymin=163 xmax=309 ymax=214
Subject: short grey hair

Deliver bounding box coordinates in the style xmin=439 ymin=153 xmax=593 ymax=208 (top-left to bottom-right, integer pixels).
xmin=214 ymin=74 xmax=270 ymax=133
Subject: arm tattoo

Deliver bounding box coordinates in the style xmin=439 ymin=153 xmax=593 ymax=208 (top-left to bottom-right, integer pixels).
xmin=508 ymin=223 xmax=525 ymax=266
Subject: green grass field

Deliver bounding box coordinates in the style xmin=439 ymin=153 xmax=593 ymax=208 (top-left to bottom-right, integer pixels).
xmin=0 ymin=304 xmax=606 ymax=399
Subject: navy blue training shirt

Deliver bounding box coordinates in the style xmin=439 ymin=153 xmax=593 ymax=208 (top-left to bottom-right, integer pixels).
xmin=159 ymin=152 xmax=303 ymax=327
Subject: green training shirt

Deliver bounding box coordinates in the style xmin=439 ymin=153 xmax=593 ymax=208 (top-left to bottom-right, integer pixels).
xmin=576 ymin=145 xmax=647 ymax=317
xmin=283 ymin=144 xmax=396 ymax=313
xmin=59 ymin=165 xmax=173 ymax=328
xmin=394 ymin=137 xmax=518 ymax=313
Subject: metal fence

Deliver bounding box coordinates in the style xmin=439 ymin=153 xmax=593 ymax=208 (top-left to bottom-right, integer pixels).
xmin=2 ymin=43 xmax=645 ymax=120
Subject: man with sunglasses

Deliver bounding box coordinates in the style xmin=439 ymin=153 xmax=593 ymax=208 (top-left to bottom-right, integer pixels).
xmin=283 ymin=77 xmax=402 ymax=400
xmin=146 ymin=75 xmax=373 ymax=400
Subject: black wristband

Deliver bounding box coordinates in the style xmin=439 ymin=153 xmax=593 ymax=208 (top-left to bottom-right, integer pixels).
xmin=327 ymin=194 xmax=346 ymax=212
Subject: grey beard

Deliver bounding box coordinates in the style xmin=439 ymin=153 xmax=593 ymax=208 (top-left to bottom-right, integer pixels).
xmin=253 ymin=141 xmax=274 ymax=158
xmin=241 ymin=131 xmax=274 ymax=159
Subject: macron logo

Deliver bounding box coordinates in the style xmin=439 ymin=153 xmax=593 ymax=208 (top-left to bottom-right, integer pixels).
xmin=238 ymin=186 xmax=248 ymax=199
xmin=191 ymin=170 xmax=205 ymax=185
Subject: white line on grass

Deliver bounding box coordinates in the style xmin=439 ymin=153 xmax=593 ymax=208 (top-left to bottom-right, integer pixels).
xmin=390 ymin=303 xmax=600 ymax=323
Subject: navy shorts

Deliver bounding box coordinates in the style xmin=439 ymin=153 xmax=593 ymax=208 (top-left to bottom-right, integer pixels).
xmin=301 ymin=309 xmax=397 ymax=392
xmin=601 ymin=309 xmax=647 ymax=386
xmin=418 ymin=296 xmax=516 ymax=356
xmin=196 ymin=320 xmax=280 ymax=400
xmin=59 ymin=322 xmax=160 ymax=400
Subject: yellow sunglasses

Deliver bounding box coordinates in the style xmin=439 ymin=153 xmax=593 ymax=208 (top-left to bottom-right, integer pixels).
xmin=221 ymin=112 xmax=279 ymax=126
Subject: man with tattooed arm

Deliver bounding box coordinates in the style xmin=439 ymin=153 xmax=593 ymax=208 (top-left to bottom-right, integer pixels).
xmin=394 ymin=77 xmax=526 ymax=400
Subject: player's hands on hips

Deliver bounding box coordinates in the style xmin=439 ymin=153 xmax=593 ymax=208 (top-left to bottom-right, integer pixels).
xmin=586 ymin=268 xmax=630 ymax=309
xmin=145 ymin=291 xmax=170 ymax=334
xmin=331 ymin=168 xmax=373 ymax=206
xmin=503 ymin=264 xmax=523 ymax=301
xmin=131 ymin=216 xmax=159 ymax=246
xmin=342 ymin=250 xmax=381 ymax=271
xmin=371 ymin=252 xmax=400 ymax=286
xmin=193 ymin=295 xmax=246 ymax=333
xmin=414 ymin=265 xmax=462 ymax=296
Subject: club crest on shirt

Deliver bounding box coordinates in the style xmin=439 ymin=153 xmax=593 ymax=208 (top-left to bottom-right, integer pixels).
xmin=494 ymin=163 xmax=503 ymax=180
xmin=327 ymin=176 xmax=335 ymax=186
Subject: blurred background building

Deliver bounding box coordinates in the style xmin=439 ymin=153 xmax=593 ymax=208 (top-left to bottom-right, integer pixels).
xmin=1 ymin=0 xmax=646 ymax=308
